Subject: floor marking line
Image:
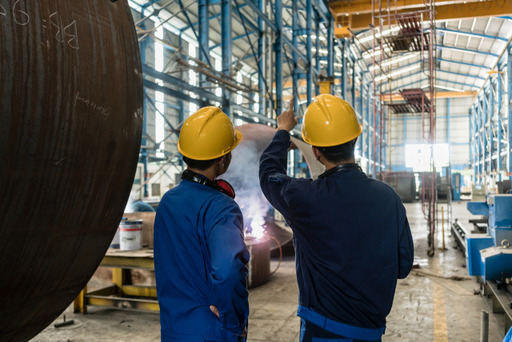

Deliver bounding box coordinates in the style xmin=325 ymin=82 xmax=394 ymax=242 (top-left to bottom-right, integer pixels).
xmin=433 ymin=282 xmax=448 ymax=342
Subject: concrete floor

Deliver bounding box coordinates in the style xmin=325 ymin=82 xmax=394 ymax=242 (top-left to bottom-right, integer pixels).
xmin=33 ymin=201 xmax=507 ymax=342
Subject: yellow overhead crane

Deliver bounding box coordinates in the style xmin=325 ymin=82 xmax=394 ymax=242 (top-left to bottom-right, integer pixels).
xmin=329 ymin=0 xmax=512 ymax=37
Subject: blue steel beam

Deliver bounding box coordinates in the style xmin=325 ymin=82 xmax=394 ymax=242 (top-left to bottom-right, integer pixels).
xmin=282 ymin=36 xmax=308 ymax=63
xmin=315 ymin=11 xmax=320 ymax=95
xmin=258 ymin=0 xmax=265 ymax=116
xmin=437 ymin=44 xmax=499 ymax=58
xmin=144 ymin=79 xmax=218 ymax=106
xmin=306 ymin=0 xmax=312 ymax=104
xmin=310 ymin=0 xmax=330 ymax=23
xmin=275 ymin=0 xmax=283 ymax=115
xmin=327 ymin=17 xmax=333 ymax=79
xmin=490 ymin=80 xmax=494 ymax=174
xmin=437 ymin=57 xmax=490 ymax=70
xmin=498 ymin=62 xmax=503 ymax=180
xmin=509 ymin=46 xmax=512 ymax=181
xmin=198 ymin=0 xmax=209 ymax=90
xmin=242 ymin=0 xmax=278 ymax=32
xmin=341 ymin=39 xmax=347 ymax=98
xmin=143 ymin=65 xmax=222 ymax=103
xmin=177 ymin=0 xmax=212 ymax=68
xmin=381 ymin=69 xmax=481 ymax=90
xmin=292 ymin=0 xmax=299 ymax=111
xmin=210 ymin=31 xmax=258 ymax=50
xmin=436 ymin=27 xmax=508 ymax=42
xmin=221 ymin=0 xmax=232 ymax=116
xmin=232 ymin=4 xmax=259 ymax=31
xmin=437 ymin=69 xmax=486 ymax=81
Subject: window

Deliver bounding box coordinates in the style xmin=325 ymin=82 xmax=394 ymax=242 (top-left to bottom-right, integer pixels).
xmin=405 ymin=143 xmax=449 ymax=172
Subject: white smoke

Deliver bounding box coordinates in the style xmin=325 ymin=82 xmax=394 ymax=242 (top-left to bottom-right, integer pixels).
xmin=222 ymin=141 xmax=270 ymax=238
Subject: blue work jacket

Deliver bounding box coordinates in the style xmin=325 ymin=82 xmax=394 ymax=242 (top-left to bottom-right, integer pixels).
xmin=154 ymin=178 xmax=250 ymax=342
xmin=259 ymin=130 xmax=414 ymax=332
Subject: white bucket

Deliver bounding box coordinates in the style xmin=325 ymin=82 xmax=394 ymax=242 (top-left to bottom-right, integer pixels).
xmin=120 ymin=219 xmax=143 ymax=251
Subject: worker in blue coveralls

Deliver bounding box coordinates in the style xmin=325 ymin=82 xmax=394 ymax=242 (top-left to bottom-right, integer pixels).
xmin=259 ymin=94 xmax=414 ymax=342
xmin=154 ymin=106 xmax=250 ymax=342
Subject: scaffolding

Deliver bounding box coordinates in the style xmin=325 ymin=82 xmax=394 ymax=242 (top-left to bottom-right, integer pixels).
xmin=372 ymin=1 xmax=437 ymax=256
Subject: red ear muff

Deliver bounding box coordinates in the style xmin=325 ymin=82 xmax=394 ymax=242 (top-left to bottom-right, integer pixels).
xmin=215 ymin=180 xmax=236 ymax=199
xmin=181 ymin=170 xmax=236 ymax=199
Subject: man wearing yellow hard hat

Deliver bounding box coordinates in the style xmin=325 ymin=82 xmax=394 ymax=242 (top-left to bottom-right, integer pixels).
xmin=259 ymin=94 xmax=414 ymax=342
xmin=154 ymin=107 xmax=249 ymax=342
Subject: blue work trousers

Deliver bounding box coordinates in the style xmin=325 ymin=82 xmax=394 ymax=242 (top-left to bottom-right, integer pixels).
xmin=300 ymin=319 xmax=381 ymax=342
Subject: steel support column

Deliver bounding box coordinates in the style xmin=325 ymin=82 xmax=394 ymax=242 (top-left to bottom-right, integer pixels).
xmin=366 ymin=86 xmax=371 ymax=174
xmin=315 ymin=12 xmax=320 ymax=95
xmin=498 ymin=64 xmax=503 ymax=181
xmin=508 ymin=46 xmax=512 ymax=181
xmin=275 ymin=0 xmax=283 ymax=115
xmin=292 ymin=0 xmax=299 ymax=109
xmin=341 ymin=39 xmax=347 ymax=99
xmin=306 ymin=0 xmax=313 ymax=104
xmin=221 ymin=0 xmax=232 ymax=116
xmin=327 ymin=17 xmax=334 ymax=85
xmin=198 ymin=0 xmax=209 ymax=91
xmin=258 ymin=0 xmax=265 ymax=117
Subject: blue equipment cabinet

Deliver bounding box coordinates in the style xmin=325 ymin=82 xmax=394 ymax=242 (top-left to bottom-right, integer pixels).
xmin=465 ymin=234 xmax=493 ymax=276
xmin=488 ymin=195 xmax=512 ymax=247
xmin=465 ymin=194 xmax=512 ymax=281
xmin=481 ymin=247 xmax=512 ymax=283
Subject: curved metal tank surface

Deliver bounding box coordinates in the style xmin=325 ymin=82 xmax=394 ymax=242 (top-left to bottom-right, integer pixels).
xmin=0 ymin=1 xmax=143 ymax=340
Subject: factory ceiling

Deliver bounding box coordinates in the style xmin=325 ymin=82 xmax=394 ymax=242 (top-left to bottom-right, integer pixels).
xmin=131 ymin=0 xmax=512 ymax=104
xmin=328 ymin=0 xmax=512 ymax=96
xmin=329 ymin=0 xmax=512 ymax=31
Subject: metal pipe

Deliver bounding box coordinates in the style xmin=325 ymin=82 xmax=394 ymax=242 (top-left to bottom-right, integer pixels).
xmin=222 ymin=0 xmax=232 ymax=116
xmin=480 ymin=311 xmax=489 ymax=342
xmin=275 ymin=0 xmax=283 ymax=115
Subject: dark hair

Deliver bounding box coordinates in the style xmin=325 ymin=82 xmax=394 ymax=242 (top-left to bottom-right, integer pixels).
xmin=316 ymin=138 xmax=357 ymax=163
xmin=182 ymin=156 xmax=221 ymax=170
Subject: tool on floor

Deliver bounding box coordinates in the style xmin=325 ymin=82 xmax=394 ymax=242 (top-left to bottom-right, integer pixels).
xmin=54 ymin=315 xmax=74 ymax=328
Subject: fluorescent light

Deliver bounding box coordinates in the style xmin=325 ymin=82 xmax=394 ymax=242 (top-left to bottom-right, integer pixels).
xmin=375 ymin=64 xmax=420 ymax=82
xmin=369 ymin=54 xmax=415 ymax=71
xmin=357 ymin=27 xmax=400 ymax=44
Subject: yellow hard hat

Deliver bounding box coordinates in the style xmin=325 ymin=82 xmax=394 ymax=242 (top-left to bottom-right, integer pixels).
xmin=178 ymin=107 xmax=242 ymax=160
xmin=301 ymin=94 xmax=362 ymax=147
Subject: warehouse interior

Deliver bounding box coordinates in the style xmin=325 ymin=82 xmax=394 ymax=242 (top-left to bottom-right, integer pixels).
xmin=3 ymin=0 xmax=512 ymax=341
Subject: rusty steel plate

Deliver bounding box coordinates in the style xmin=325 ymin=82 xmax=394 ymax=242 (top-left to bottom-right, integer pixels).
xmin=0 ymin=0 xmax=143 ymax=340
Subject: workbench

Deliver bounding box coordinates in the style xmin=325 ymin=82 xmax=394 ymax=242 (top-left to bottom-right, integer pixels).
xmin=74 ymin=248 xmax=159 ymax=313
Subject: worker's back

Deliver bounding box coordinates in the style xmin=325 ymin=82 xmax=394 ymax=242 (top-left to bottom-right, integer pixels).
xmin=154 ymin=179 xmax=249 ymax=341
xmin=259 ymin=134 xmax=414 ymax=331
xmin=282 ymin=167 xmax=412 ymax=329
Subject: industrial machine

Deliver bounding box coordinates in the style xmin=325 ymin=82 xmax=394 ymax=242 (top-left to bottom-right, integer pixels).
xmin=465 ymin=195 xmax=512 ymax=282
xmin=452 ymin=172 xmax=462 ymax=201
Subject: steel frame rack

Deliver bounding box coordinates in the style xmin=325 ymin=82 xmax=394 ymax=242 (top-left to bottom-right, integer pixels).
xmin=469 ymin=43 xmax=512 ymax=188
xmin=371 ymin=1 xmax=438 ymax=256
xmin=124 ymin=0 xmax=384 ymax=195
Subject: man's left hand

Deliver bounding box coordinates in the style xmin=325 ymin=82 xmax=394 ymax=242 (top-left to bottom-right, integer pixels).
xmin=210 ymin=305 xmax=220 ymax=318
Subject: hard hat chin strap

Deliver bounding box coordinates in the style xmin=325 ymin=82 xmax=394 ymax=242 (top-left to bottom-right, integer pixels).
xmin=181 ymin=169 xmax=236 ymax=199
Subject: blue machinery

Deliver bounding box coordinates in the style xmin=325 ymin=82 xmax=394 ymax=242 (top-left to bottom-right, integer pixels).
xmin=464 ymin=195 xmax=512 ymax=282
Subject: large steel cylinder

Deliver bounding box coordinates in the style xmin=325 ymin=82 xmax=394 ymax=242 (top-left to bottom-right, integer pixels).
xmin=0 ymin=1 xmax=143 ymax=341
